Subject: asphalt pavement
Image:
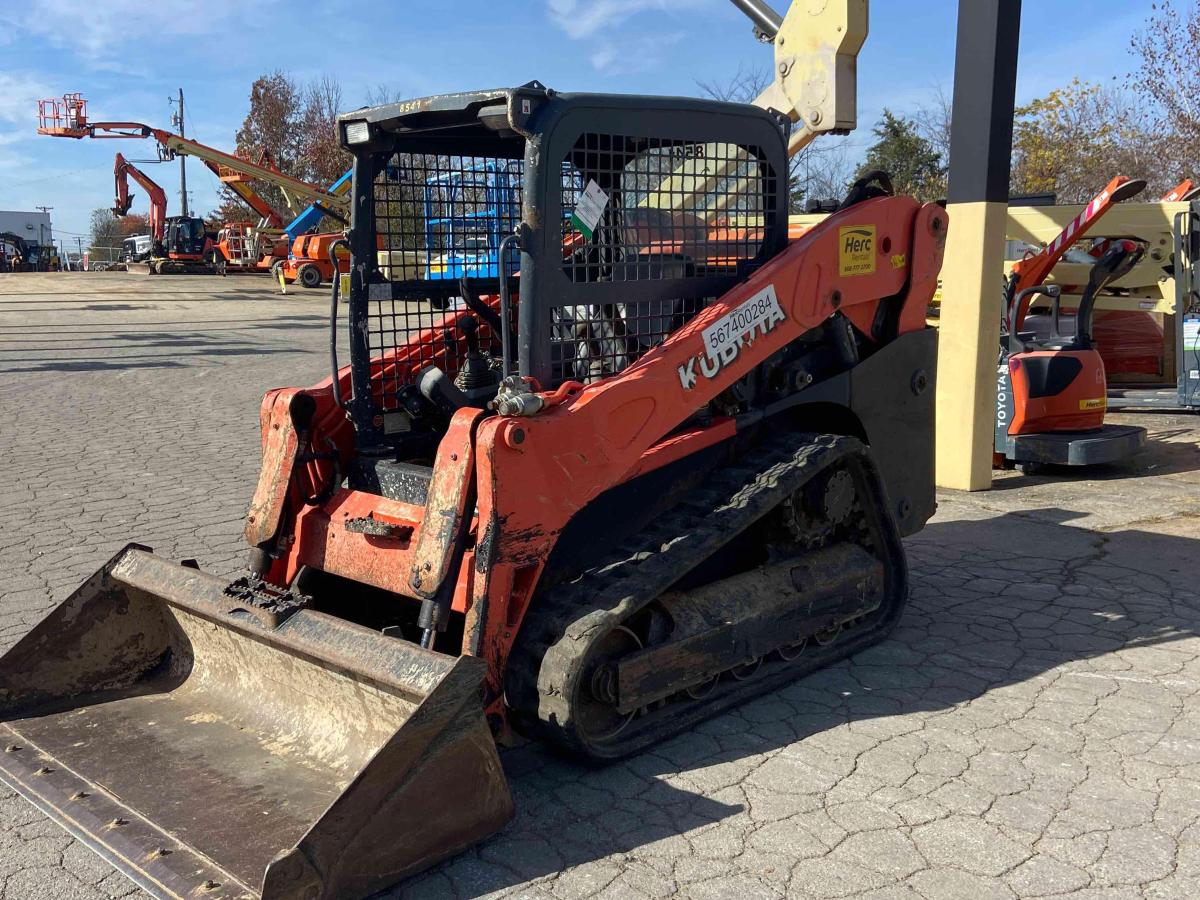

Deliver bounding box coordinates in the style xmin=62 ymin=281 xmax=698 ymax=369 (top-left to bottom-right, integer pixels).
xmin=1 ymin=272 xmax=1198 ymax=900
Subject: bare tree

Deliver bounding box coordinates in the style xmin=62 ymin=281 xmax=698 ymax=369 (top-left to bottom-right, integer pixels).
xmin=912 ymin=84 xmax=952 ymax=197
xmin=365 ymin=84 xmax=409 ymax=106
xmin=696 ymin=64 xmax=771 ymax=103
xmin=1129 ymin=0 xmax=1200 ymax=179
xmin=299 ymin=75 xmax=350 ymax=188
xmin=697 ymin=65 xmax=855 ymax=211
xmin=87 ymin=208 xmax=123 ymax=259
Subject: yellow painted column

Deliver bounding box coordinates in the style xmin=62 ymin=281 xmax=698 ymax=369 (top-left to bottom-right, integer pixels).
xmin=935 ymin=201 xmax=1007 ymax=490
xmin=936 ymin=0 xmax=1021 ymax=490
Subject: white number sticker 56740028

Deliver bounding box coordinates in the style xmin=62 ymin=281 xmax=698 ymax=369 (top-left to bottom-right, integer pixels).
xmin=678 ymin=284 xmax=788 ymax=391
xmin=702 ymin=285 xmax=786 ymax=360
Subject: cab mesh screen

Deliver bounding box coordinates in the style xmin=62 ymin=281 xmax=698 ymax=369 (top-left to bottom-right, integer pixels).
xmin=552 ymin=134 xmax=775 ymax=384
xmin=366 ymin=154 xmax=521 ymax=410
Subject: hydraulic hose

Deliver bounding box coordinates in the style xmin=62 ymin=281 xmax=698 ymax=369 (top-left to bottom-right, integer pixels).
xmin=328 ymin=238 xmax=349 ymax=409
xmin=497 ymin=232 xmax=521 ymax=377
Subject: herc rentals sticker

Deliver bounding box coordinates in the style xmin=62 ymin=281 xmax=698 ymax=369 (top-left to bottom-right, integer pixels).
xmin=1080 ymin=398 xmax=1107 ymax=411
xmin=678 ymin=285 xmax=787 ymax=390
xmin=839 ymin=225 xmax=877 ymax=276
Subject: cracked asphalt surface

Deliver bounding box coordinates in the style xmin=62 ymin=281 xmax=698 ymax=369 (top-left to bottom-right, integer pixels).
xmin=1 ymin=272 xmax=1199 ymax=899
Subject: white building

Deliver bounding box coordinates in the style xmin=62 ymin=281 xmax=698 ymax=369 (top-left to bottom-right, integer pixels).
xmin=0 ymin=210 xmax=54 ymax=250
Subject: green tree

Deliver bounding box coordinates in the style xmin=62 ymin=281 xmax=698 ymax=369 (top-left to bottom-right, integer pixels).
xmin=857 ymin=110 xmax=945 ymax=202
xmin=1011 ymin=79 xmax=1168 ymax=202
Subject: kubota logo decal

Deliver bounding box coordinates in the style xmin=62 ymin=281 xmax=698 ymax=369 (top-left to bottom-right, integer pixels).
xmin=839 ymin=225 xmax=877 ymax=276
xmin=678 ymin=285 xmax=787 ymax=390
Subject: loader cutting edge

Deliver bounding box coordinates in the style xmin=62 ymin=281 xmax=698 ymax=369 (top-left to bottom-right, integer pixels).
xmin=0 ymin=547 xmax=514 ymax=900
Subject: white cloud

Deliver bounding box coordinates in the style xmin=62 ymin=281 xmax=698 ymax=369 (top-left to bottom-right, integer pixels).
xmin=0 ymin=72 xmax=54 ymax=127
xmin=0 ymin=0 xmax=236 ymax=63
xmin=546 ymin=0 xmax=703 ymax=40
xmin=588 ymin=31 xmax=684 ymax=74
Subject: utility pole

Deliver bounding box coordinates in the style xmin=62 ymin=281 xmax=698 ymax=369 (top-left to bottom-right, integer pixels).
xmin=170 ymin=89 xmax=189 ymax=217
xmin=35 ymin=206 xmax=52 ymax=250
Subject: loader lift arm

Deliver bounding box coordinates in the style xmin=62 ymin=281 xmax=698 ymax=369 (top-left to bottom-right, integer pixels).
xmin=645 ymin=0 xmax=865 ymax=213
xmin=735 ymin=0 xmax=868 ymax=155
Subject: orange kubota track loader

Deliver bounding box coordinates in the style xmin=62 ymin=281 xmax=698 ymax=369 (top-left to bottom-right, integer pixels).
xmin=0 ymin=4 xmax=947 ymax=899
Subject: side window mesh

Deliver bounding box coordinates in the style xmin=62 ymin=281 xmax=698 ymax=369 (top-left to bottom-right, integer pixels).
xmin=362 ymin=153 xmax=521 ymax=412
xmin=551 ymin=134 xmax=776 ymax=384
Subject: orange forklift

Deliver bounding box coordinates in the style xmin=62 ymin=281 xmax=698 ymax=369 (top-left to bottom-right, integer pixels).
xmin=996 ymin=177 xmax=1149 ymax=474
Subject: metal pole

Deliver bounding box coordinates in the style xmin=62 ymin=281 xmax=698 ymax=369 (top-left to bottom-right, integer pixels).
xmin=935 ymin=0 xmax=1022 ymax=491
xmin=175 ymin=89 xmax=189 ymax=218
xmin=728 ymin=0 xmax=783 ymax=39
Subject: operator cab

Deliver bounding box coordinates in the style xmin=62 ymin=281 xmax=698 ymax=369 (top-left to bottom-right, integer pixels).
xmin=335 ymin=83 xmax=791 ymax=501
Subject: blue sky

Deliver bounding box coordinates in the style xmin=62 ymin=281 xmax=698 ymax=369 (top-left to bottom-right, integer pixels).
xmin=0 ymin=0 xmax=1154 ymax=244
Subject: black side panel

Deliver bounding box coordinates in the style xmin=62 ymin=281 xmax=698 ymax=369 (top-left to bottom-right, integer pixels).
xmin=1022 ymin=355 xmax=1083 ymax=399
xmin=541 ymin=439 xmax=732 ymax=590
xmin=845 ymin=329 xmax=939 ymax=535
xmin=760 ymin=329 xmax=938 ymax=536
xmin=346 ymin=458 xmax=432 ymax=505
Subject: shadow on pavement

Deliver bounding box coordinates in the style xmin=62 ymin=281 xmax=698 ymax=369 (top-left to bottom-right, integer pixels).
xmin=2 ymin=346 xmax=309 ymax=373
xmin=390 ymin=507 xmax=1198 ymax=897
xmin=988 ymin=435 xmax=1200 ymax=487
xmin=79 ymin=303 xmax=158 ymax=311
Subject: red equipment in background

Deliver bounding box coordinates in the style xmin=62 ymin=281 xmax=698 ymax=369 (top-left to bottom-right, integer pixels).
xmin=113 ymin=153 xmax=215 ymax=274
xmin=997 ymin=177 xmax=1150 ymax=474
xmin=112 ymin=152 xmax=166 ymax=239
xmin=1093 ymin=179 xmax=1200 ymax=380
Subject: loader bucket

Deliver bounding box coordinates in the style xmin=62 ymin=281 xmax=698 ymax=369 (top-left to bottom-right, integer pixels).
xmin=0 ymin=546 xmax=513 ymax=900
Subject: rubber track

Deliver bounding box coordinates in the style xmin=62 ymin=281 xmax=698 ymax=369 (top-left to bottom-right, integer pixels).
xmin=505 ymin=431 xmax=908 ymax=761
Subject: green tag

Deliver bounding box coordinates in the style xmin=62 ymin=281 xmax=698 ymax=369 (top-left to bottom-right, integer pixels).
xmin=571 ymin=179 xmax=608 ymax=240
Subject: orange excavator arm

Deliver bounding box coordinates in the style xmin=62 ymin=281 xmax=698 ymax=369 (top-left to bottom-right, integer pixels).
xmin=113 ymin=152 xmax=167 ymax=241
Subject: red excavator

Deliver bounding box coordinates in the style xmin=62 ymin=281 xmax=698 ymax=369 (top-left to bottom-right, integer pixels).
xmin=113 ymin=152 xmax=217 ymax=275
xmin=996 ymin=176 xmax=1149 ymax=473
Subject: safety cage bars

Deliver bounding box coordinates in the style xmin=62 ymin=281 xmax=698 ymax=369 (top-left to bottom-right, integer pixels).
xmin=549 ymin=132 xmax=779 ymax=384
xmin=343 ymin=93 xmax=789 ymax=446
xmin=349 ymin=150 xmax=524 ymax=441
